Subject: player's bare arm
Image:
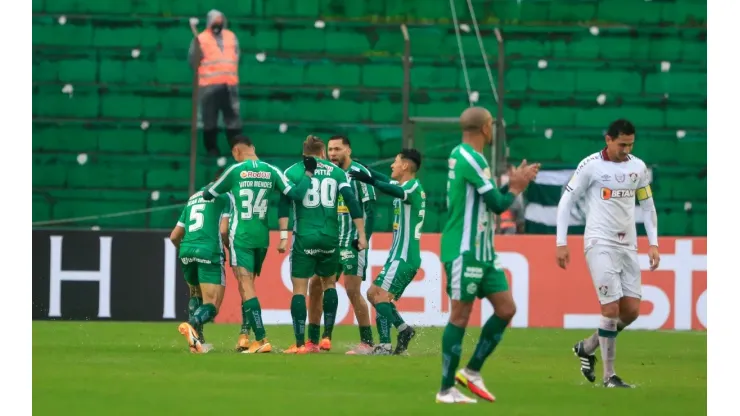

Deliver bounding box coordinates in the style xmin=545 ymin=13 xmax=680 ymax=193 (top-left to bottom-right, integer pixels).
xmin=219 ymin=216 xmax=230 ymax=251
xmin=637 ymin=174 xmax=660 ymax=271
xmin=555 ymin=157 xmax=594 ymax=269
xmin=169 ymin=225 xmax=185 ymax=250
xmin=277 ymin=194 xmax=290 ymax=253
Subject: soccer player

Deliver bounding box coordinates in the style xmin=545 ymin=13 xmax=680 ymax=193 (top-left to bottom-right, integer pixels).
xmin=278 ymin=136 xmax=368 ymax=354
xmin=203 ymin=135 xmax=317 ymax=353
xmin=302 ymin=135 xmax=377 ymax=355
xmin=349 ymin=148 xmax=425 ymax=356
xmin=556 ymin=119 xmax=660 ymax=388
xmin=172 ymin=173 xmax=231 ymax=353
xmin=437 ymin=107 xmax=539 ymax=404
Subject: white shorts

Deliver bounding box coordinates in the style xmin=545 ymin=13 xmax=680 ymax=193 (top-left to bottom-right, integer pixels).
xmin=585 ymin=244 xmax=641 ymax=305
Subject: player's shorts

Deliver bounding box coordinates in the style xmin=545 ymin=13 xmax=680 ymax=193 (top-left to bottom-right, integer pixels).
xmin=230 ymin=246 xmax=268 ymax=276
xmin=291 ymin=235 xmax=339 ymax=279
xmin=585 ymin=244 xmax=641 ymax=304
xmin=337 ymin=246 xmax=368 ymax=280
xmin=444 ymin=253 xmax=509 ymax=303
xmin=180 ymin=257 xmax=226 ymax=286
xmin=373 ymin=259 xmax=418 ymax=300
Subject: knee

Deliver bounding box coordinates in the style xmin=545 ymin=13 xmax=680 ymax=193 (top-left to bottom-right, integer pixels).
xmin=189 ymin=285 xmax=202 ymax=298
xmin=309 ymin=277 xmax=322 ymax=293
xmin=365 ymin=287 xmax=377 ymax=305
xmin=495 ymin=302 xmax=517 ymax=322
xmin=321 ymin=278 xmax=336 ymax=290
xmin=450 ymin=302 xmax=473 ymax=327
xmin=346 ymin=285 xmax=362 ymax=301
xmin=620 ymin=306 xmax=640 ymax=325
xmin=601 ymin=302 xmax=620 ymax=318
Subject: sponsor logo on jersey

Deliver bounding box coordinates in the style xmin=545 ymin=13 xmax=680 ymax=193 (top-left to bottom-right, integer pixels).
xmin=240 ymin=171 xmax=272 ymax=180
xmin=337 ymin=205 xmax=349 ymax=214
xmin=463 ymin=266 xmax=484 ymax=279
xmin=180 ymin=257 xmax=213 ymax=265
xmin=601 ymin=188 xmax=635 ymax=200
xmin=303 ymin=248 xmax=336 ymax=256
xmin=340 ymin=249 xmax=355 ymax=260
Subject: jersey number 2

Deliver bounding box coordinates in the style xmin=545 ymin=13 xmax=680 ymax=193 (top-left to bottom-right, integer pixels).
xmin=303 ymin=177 xmax=337 ymax=208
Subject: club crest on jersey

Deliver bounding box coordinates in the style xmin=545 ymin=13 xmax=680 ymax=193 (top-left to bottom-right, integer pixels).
xmin=466 ymin=283 xmax=478 ymax=295
xmin=601 ymin=188 xmax=635 ymax=200
xmin=599 ymin=285 xmax=609 ymax=296
xmin=629 ymin=172 xmax=639 ymax=183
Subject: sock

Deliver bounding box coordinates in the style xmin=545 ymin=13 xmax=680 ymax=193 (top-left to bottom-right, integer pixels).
xmin=188 ymin=296 xmax=203 ymax=341
xmin=359 ymin=326 xmax=374 ymax=346
xmin=467 ymin=314 xmax=509 ymax=372
xmin=584 ymin=319 xmax=627 ymax=355
xmin=190 ymin=303 xmax=217 ymax=328
xmin=244 ymin=298 xmax=266 ymax=341
xmin=240 ymin=301 xmax=252 ymax=336
xmin=390 ymin=303 xmax=407 ymax=331
xmin=308 ymin=323 xmax=321 ymax=344
xmin=321 ymin=288 xmax=338 ymax=339
xmin=291 ymin=295 xmax=307 ymax=347
xmin=440 ymin=323 xmax=466 ymax=391
xmin=598 ymin=316 xmax=619 ymax=379
xmin=374 ymin=302 xmax=394 ymax=344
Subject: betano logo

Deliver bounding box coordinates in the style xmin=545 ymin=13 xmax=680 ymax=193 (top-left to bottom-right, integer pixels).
xmin=601 ymin=188 xmax=635 ymax=200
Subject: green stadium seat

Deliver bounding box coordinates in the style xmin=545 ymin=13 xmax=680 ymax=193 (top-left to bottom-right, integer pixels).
xmin=146 ymin=168 xmax=190 ymax=189
xmin=676 ymin=141 xmax=707 ymax=167
xmin=363 ymin=64 xmax=404 ymax=89
xmin=549 ymin=1 xmax=597 ymax=22
xmin=575 ymin=70 xmax=642 ymax=95
xmin=659 ymin=211 xmax=690 ymax=236
xmin=243 ymin=61 xmax=305 ymax=86
xmin=282 ymin=29 xmax=325 ymax=52
xmin=529 ymin=70 xmax=576 ymax=93
xmin=644 ymin=72 xmax=707 ymax=96
xmin=33 ymin=166 xmax=68 ymax=187
xmin=93 ymin=26 xmax=159 ymax=49
xmin=251 ymin=133 xmax=305 ymax=158
xmin=666 ymin=109 xmax=706 ymax=129
xmin=372 ymin=32 xmax=405 ymax=56
xmin=518 ymin=105 xmax=577 ymax=128
xmin=421 ymin=209 xmax=438 ymax=233
xmin=33 ymin=126 xmax=98 ymax=153
xmin=636 ymin=140 xmax=678 ymax=166
xmin=239 ymin=27 xmax=281 ymax=51
xmin=159 ymin=27 xmax=194 ymax=51
xmin=68 ymin=166 xmax=145 ymax=188
xmin=325 ymin=30 xmax=371 ymax=55
xmin=99 ymin=58 xmax=157 ymax=85
xmin=98 ymin=128 xmax=146 ymax=153
xmin=144 ymin=96 xmax=191 ymax=119
xmin=84 ymin=0 xmax=133 ymax=14
xmin=343 ymin=132 xmax=380 ymax=159
xmin=32 ymin=0 xmax=43 ymax=13
xmin=506 ymin=40 xmax=552 ymax=59
xmin=33 ymin=21 xmax=93 ymax=47
xmin=508 ymin=137 xmax=562 ymax=163
xmin=412 ymin=65 xmax=459 ymax=90
xmin=304 ymin=62 xmax=361 ymax=87
xmin=57 ymin=59 xmax=97 ymax=83
xmin=33 ymin=88 xmax=99 ymax=118
xmin=598 ymin=0 xmax=663 ymax=25
xmin=156 ymin=58 xmax=192 ymax=85
xmin=682 ymin=40 xmax=707 ymax=62
xmin=147 ymin=129 xmax=193 ymax=155
xmin=370 ymin=100 xmax=402 ymax=124
xmin=101 ymin=93 xmax=145 ymax=118
xmin=690 ymin=213 xmax=707 ymax=236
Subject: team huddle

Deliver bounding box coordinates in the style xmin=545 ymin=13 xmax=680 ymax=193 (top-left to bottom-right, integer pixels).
xmin=169 ymin=107 xmax=661 ymax=403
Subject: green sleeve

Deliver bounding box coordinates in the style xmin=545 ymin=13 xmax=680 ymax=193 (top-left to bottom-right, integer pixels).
xmin=204 ymin=164 xmax=236 ymax=200
xmin=340 ymin=186 xmax=362 ymax=219
xmin=176 ymin=207 xmax=187 ymax=227
xmin=459 ymin=150 xmax=515 ymax=214
xmin=364 ymin=165 xmax=392 ymax=184
xmin=363 ymin=200 xmax=375 ymax=240
xmin=219 ymin=194 xmax=232 ymax=217
xmin=278 ymin=193 xmax=291 ymax=219
xmin=373 ymin=181 xmax=406 ymax=200
xmin=285 ymin=175 xmax=311 ymax=201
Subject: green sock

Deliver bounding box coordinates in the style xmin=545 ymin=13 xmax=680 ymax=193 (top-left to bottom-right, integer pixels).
xmin=290 ymin=295 xmax=307 ymax=347
xmin=308 ymin=323 xmax=321 ymax=344
xmin=321 ymin=288 xmax=338 ymax=339
xmin=441 ymin=323 xmax=466 ymax=390
xmin=188 ymin=296 xmax=203 ymax=342
xmin=244 ymin=298 xmax=266 ymax=341
xmin=240 ymin=301 xmax=251 ymax=336
xmin=467 ymin=314 xmax=509 ymax=372
xmin=374 ymin=302 xmax=394 ymax=344
xmin=190 ymin=304 xmax=217 ymax=328
xmin=359 ymin=326 xmax=374 ymax=345
xmin=390 ymin=303 xmax=406 ymax=330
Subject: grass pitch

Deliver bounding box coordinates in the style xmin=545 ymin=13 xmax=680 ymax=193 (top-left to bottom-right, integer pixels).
xmin=33 ymin=322 xmax=706 ymax=415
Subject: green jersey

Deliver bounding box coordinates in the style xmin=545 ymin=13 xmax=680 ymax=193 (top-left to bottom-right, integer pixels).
xmin=284 ymin=158 xmax=351 ymax=241
xmin=441 ymin=143 xmax=497 ymax=263
xmin=206 ymin=159 xmax=307 ymax=249
xmin=338 ymin=162 xmax=376 ymax=247
xmin=387 ymin=178 xmax=426 ymax=269
xmin=177 ymin=186 xmax=231 ymax=261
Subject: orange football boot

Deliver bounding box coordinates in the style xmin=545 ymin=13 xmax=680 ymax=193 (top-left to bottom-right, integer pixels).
xmin=319 ymin=337 xmax=332 ymax=351
xmin=177 ymin=322 xmax=204 ymax=353
xmin=235 ymin=334 xmax=250 ymax=352
xmin=246 ymin=339 xmax=272 ymax=354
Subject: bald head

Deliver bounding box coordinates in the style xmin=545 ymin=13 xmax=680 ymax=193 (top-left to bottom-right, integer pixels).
xmin=460 ymin=107 xmax=493 ymax=132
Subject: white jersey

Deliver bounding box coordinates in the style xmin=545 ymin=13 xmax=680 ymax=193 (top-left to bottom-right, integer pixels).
xmin=562 ymin=149 xmax=651 ymax=251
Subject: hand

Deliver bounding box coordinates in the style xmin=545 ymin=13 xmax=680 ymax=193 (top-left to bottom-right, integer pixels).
xmin=349 ymin=169 xmax=375 ymax=185
xmin=354 ymin=236 xmax=368 ymax=251
xmin=507 ymin=159 xmax=540 ymax=195
xmin=556 ymin=245 xmax=570 ymax=269
xmin=277 ymin=239 xmax=288 ymax=254
xmin=648 ymin=245 xmax=660 ymax=271
xmin=303 ymin=156 xmax=318 ymax=174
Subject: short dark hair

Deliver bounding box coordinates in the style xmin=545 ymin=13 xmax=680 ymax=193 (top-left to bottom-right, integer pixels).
xmin=230 ymin=134 xmax=253 ymax=148
xmin=303 ymin=135 xmax=325 ymax=155
xmin=399 ymin=148 xmax=422 ymax=172
xmin=607 ymin=119 xmax=636 ymax=139
xmin=328 ymin=135 xmax=351 ymax=148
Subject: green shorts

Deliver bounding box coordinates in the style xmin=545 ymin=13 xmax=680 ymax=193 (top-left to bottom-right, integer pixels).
xmin=230 ymin=246 xmax=268 ymax=276
xmin=444 ymin=253 xmax=509 ymax=302
xmin=337 ymin=246 xmax=368 ymax=280
xmin=180 ymin=257 xmax=226 ymax=286
xmin=291 ymin=235 xmax=339 ymax=279
xmin=373 ymin=259 xmax=418 ymax=300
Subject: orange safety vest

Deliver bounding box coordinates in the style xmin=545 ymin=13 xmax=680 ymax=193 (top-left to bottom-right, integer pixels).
xmin=500 ymin=210 xmax=516 ymax=230
xmin=197 ymin=29 xmax=239 ymax=86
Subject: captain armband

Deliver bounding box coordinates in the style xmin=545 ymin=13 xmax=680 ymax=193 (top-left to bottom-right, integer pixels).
xmin=636 ymin=185 xmax=653 ymax=201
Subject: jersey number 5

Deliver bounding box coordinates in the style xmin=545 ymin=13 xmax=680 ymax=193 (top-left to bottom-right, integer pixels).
xmin=189 ymin=203 xmax=206 ymax=232
xmin=303 ymin=177 xmax=337 ymax=208
xmin=239 ymin=188 xmax=268 ymax=220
